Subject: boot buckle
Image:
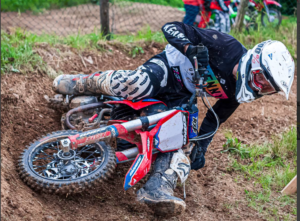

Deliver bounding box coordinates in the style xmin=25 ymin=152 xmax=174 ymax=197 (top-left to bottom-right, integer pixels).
xmin=76 ymin=76 xmax=85 ymax=93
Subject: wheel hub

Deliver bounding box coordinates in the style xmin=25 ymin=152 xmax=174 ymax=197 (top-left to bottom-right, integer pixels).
xmin=57 ymin=149 xmax=76 ymax=160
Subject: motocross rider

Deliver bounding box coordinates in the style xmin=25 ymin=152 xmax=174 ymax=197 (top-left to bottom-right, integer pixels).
xmin=182 ymin=0 xmax=201 ymax=26
xmin=52 ymin=22 xmax=295 ymax=216
xmin=210 ymin=0 xmax=231 ymax=33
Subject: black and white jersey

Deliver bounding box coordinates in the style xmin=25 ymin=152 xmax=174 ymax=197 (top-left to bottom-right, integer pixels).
xmin=161 ymin=21 xmax=248 ymax=154
xmin=162 ymin=21 xmax=247 ymax=99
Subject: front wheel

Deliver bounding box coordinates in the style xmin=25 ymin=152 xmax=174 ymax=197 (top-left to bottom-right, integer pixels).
xmin=18 ymin=130 xmax=116 ymax=194
xmin=261 ymin=8 xmax=282 ymax=28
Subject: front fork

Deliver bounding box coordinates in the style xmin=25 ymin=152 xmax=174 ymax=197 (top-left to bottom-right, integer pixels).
xmin=263 ymin=2 xmax=271 ymax=22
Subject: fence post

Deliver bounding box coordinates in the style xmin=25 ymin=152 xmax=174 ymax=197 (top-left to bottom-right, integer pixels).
xmin=100 ymin=0 xmax=110 ymax=39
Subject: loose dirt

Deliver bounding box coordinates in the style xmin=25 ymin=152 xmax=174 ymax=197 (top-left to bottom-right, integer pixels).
xmin=1 ymin=3 xmax=185 ymax=36
xmin=1 ymin=43 xmax=297 ymax=221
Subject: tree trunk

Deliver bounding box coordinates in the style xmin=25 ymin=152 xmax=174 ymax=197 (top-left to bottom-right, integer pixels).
xmin=100 ymin=0 xmax=110 ymax=40
xmin=234 ymin=0 xmax=249 ymax=32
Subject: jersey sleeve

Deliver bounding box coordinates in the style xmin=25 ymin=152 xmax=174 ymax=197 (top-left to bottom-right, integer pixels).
xmin=161 ymin=22 xmax=201 ymax=54
xmin=198 ymin=96 xmax=240 ymax=153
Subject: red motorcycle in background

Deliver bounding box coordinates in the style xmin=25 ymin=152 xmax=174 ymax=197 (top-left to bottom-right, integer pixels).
xmin=230 ymin=0 xmax=282 ymax=28
xmin=197 ymin=0 xmax=282 ymax=29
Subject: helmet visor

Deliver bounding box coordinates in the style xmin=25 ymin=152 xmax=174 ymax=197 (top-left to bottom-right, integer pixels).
xmin=251 ymin=69 xmax=277 ymax=95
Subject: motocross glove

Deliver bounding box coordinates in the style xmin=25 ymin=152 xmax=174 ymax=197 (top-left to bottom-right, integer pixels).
xmin=185 ymin=44 xmax=209 ymax=68
xmin=189 ymin=143 xmax=206 ymax=170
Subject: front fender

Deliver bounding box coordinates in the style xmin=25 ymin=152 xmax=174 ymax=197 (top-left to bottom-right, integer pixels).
xmin=264 ymin=0 xmax=281 ymax=8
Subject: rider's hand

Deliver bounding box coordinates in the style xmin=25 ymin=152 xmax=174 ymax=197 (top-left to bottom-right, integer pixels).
xmin=185 ymin=44 xmax=209 ymax=68
xmin=189 ymin=144 xmax=206 ymax=170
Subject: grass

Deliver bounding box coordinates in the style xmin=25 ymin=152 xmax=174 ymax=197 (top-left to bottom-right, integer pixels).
xmin=0 ymin=26 xmax=167 ymax=74
xmin=222 ymin=127 xmax=297 ymax=220
xmin=231 ymin=17 xmax=297 ymax=59
xmin=114 ymin=0 xmax=183 ymax=8
xmin=1 ymin=0 xmax=184 ymax=13
xmin=1 ymin=16 xmax=296 ymax=75
xmin=1 ymin=0 xmax=91 ymax=13
xmin=1 ymin=29 xmax=45 ymax=74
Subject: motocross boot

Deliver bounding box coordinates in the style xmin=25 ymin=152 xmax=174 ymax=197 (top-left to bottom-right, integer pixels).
xmin=137 ymin=151 xmax=190 ymax=216
xmin=52 ymin=71 xmax=115 ymax=96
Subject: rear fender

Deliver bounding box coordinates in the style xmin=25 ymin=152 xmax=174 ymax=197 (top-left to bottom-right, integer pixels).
xmin=105 ymin=98 xmax=166 ymax=110
xmin=264 ymin=0 xmax=281 ymax=7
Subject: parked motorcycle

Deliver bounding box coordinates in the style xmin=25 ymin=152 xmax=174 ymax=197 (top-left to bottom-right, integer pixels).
xmin=230 ymin=0 xmax=282 ymax=28
xmin=18 ymin=51 xmax=219 ymax=195
xmin=194 ymin=0 xmax=281 ymax=31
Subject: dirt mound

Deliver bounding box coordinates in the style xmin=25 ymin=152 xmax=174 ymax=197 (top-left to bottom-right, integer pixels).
xmin=1 ymin=44 xmax=297 ymax=221
xmin=33 ymin=41 xmax=165 ymax=77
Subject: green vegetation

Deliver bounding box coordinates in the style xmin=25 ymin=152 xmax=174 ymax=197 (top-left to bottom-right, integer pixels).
xmin=112 ymin=0 xmax=183 ymax=8
xmin=1 ymin=0 xmax=295 ymax=14
xmin=1 ymin=6 xmax=296 ymax=74
xmin=1 ymin=0 xmax=91 ymax=13
xmin=231 ymin=17 xmax=297 ymax=59
xmin=1 ymin=29 xmax=44 ymax=74
xmin=2 ymin=16 xmax=296 ymax=75
xmin=1 ymin=0 xmax=183 ymax=13
xmin=222 ymin=127 xmax=297 ymax=220
xmin=280 ymin=0 xmax=297 ymax=16
xmin=1 ymin=26 xmax=167 ymax=74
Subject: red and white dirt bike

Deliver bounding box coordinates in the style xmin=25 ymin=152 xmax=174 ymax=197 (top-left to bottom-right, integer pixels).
xmin=18 ymin=55 xmax=219 ymax=194
xmin=196 ymin=0 xmax=282 ymax=31
xmin=230 ymin=0 xmax=282 ymax=28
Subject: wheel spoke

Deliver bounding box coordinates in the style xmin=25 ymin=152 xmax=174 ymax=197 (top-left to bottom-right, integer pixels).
xmin=76 ymin=145 xmax=93 ymax=155
xmin=40 ymin=151 xmax=53 ymax=157
xmin=31 ymin=140 xmax=103 ymax=181
xmin=35 ymin=156 xmax=53 ymax=161
xmin=83 ymin=151 xmax=97 ymax=161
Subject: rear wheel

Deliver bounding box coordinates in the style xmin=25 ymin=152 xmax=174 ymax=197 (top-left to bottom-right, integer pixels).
xmin=261 ymin=8 xmax=282 ymax=28
xmin=18 ymin=130 xmax=116 ymax=194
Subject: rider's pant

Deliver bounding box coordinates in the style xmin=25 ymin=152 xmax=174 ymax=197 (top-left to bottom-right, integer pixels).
xmin=183 ymin=4 xmax=200 ymax=26
xmin=212 ymin=10 xmax=230 ymax=33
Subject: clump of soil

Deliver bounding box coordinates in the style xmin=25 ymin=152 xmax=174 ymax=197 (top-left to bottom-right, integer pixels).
xmin=1 ymin=43 xmax=297 ymax=221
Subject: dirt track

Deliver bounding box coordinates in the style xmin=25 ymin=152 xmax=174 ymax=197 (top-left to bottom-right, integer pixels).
xmin=1 ymin=3 xmax=185 ymax=35
xmin=1 ymin=42 xmax=297 ymax=221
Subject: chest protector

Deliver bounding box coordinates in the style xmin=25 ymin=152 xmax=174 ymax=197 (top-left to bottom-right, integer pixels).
xmin=165 ymin=44 xmax=196 ymax=94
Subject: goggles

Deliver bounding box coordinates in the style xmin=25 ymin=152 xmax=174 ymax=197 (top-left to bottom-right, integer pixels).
xmin=250 ymin=40 xmax=279 ymax=96
xmin=250 ymin=68 xmax=276 ymax=95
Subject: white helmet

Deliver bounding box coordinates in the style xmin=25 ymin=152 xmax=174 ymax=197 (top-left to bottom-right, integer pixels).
xmin=251 ymin=40 xmax=295 ymax=99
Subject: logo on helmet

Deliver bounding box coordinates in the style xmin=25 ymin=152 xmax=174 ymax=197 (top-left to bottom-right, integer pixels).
xmin=268 ymin=53 xmax=273 ymax=60
xmin=254 ymin=42 xmax=267 ymax=54
xmin=252 ymin=54 xmax=259 ymax=64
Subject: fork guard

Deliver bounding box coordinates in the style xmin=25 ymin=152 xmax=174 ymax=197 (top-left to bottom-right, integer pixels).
xmin=122 ymin=110 xmax=189 ymax=190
